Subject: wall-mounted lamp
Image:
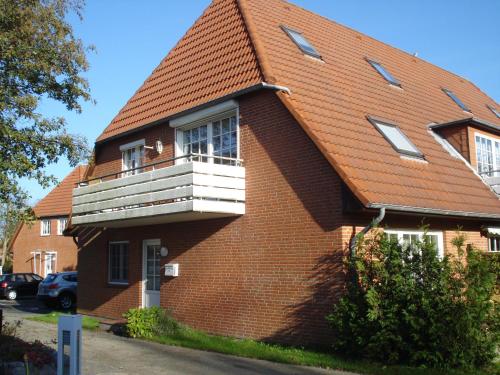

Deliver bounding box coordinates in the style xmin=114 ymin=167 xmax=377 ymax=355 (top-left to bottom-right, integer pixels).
xmin=160 ymin=246 xmax=168 ymax=257
xmin=144 ymin=140 xmax=163 ymax=154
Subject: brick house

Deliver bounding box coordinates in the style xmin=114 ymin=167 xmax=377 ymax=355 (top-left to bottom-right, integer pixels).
xmin=11 ymin=166 xmax=87 ymax=277
xmin=67 ymin=0 xmax=500 ymax=346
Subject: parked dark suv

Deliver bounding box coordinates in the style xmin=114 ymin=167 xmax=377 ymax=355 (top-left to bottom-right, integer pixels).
xmin=0 ymin=273 xmax=43 ymax=300
xmin=37 ymin=271 xmax=77 ymax=309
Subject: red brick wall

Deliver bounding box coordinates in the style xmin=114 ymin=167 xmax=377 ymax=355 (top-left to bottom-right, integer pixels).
xmin=78 ymin=90 xmax=345 ymax=346
xmin=12 ymin=218 xmax=78 ymax=276
xmin=92 ymin=124 xmax=175 ymax=180
xmin=77 ymin=90 xmax=491 ymax=347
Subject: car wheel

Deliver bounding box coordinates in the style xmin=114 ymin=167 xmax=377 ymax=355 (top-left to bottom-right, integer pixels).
xmin=58 ymin=293 xmax=74 ymax=310
xmin=6 ymin=290 xmax=17 ymax=300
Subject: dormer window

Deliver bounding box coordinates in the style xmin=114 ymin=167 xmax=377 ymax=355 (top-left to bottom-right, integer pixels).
xmin=368 ymin=117 xmax=423 ymax=158
xmin=487 ymin=105 xmax=500 ymax=119
xmin=475 ymin=133 xmax=499 ymax=177
xmin=366 ymin=59 xmax=401 ymax=86
xmin=442 ymin=88 xmax=470 ymax=112
xmin=281 ymin=26 xmax=321 ymax=59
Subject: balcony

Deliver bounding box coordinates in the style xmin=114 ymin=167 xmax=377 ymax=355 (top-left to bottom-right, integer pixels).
xmin=71 ymin=155 xmax=245 ymax=227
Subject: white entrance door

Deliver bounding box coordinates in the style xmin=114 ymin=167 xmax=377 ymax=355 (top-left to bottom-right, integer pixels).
xmin=44 ymin=252 xmax=56 ymax=277
xmin=142 ymin=240 xmax=161 ymax=308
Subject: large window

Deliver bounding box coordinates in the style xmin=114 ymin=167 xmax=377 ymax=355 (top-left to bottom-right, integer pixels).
xmin=385 ymin=229 xmax=444 ymax=258
xmin=40 ymin=219 xmax=51 ymax=236
xmin=475 ymin=133 xmax=500 ymax=177
xmin=120 ymin=140 xmax=144 ymax=176
xmin=57 ymin=217 xmax=68 ymax=235
xmin=109 ymin=242 xmax=129 ymax=284
xmin=177 ymin=113 xmax=239 ymax=165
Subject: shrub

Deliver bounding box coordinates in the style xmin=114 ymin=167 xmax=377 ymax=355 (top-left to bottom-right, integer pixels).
xmin=124 ymin=306 xmax=179 ymax=338
xmin=327 ymin=229 xmax=499 ymax=370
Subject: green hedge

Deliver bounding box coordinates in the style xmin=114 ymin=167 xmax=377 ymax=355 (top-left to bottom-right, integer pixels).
xmin=327 ymin=230 xmax=499 ymax=370
xmin=124 ymin=306 xmax=179 ymax=338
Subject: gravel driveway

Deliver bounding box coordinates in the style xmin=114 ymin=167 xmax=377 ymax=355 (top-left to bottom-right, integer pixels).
xmin=1 ymin=299 xmax=356 ymax=375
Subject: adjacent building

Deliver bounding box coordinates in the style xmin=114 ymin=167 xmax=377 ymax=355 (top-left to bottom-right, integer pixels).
xmin=67 ymin=0 xmax=500 ymax=346
xmin=11 ymin=166 xmax=87 ymax=277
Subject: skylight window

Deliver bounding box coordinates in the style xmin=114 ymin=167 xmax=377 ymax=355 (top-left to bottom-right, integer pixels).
xmin=487 ymin=104 xmax=500 ymax=119
xmin=281 ymin=26 xmax=321 ymax=59
xmin=442 ymin=88 xmax=471 ymax=112
xmin=368 ymin=117 xmax=423 ymax=158
xmin=366 ymin=59 xmax=401 ymax=86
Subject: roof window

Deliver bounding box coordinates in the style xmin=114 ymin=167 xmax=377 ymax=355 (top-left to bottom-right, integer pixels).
xmin=368 ymin=117 xmax=423 ymax=158
xmin=366 ymin=59 xmax=400 ymax=86
xmin=442 ymin=88 xmax=470 ymax=112
xmin=281 ymin=26 xmax=321 ymax=59
xmin=487 ymin=104 xmax=500 ymax=119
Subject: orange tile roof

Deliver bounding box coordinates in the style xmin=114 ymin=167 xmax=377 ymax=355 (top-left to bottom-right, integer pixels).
xmin=34 ymin=165 xmax=88 ymax=217
xmin=240 ymin=0 xmax=500 ymax=217
xmin=96 ymin=0 xmax=263 ymax=142
xmin=96 ymin=0 xmax=500 ymax=218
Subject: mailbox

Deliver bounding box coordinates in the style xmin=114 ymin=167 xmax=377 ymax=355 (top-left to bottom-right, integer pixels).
xmin=57 ymin=315 xmax=82 ymax=375
xmin=164 ymin=263 xmax=179 ymax=277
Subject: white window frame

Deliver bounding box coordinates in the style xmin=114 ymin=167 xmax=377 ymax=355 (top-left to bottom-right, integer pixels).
xmin=488 ymin=237 xmax=500 ymax=252
xmin=31 ymin=251 xmax=42 ymax=275
xmin=174 ymin=108 xmax=240 ymax=165
xmin=108 ymin=241 xmax=129 ymax=285
xmin=475 ymin=132 xmax=500 ymax=177
xmin=40 ymin=219 xmax=51 ymax=236
xmin=44 ymin=251 xmax=57 ymax=277
xmin=120 ymin=139 xmax=145 ymax=176
xmin=384 ymin=229 xmax=444 ymax=258
xmin=57 ymin=217 xmax=68 ymax=235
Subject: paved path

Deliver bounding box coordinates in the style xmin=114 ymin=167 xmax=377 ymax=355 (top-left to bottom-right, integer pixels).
xmin=2 ymin=300 xmax=356 ymax=375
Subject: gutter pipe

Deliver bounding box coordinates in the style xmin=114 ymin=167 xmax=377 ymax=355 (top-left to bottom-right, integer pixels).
xmin=349 ymin=207 xmax=386 ymax=260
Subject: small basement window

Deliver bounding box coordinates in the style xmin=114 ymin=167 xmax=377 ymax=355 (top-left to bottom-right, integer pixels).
xmin=442 ymin=88 xmax=471 ymax=112
xmin=368 ymin=117 xmax=423 ymax=158
xmin=281 ymin=26 xmax=321 ymax=59
xmin=487 ymin=104 xmax=500 ymax=119
xmin=366 ymin=59 xmax=400 ymax=86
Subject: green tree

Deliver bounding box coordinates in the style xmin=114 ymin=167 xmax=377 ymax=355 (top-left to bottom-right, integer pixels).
xmin=0 ymin=0 xmax=92 ymax=210
xmin=327 ymin=229 xmax=499 ymax=370
xmin=0 ymin=201 xmax=32 ymax=271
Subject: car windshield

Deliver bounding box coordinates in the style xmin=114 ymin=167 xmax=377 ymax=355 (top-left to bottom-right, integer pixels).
xmin=42 ymin=274 xmax=57 ymax=283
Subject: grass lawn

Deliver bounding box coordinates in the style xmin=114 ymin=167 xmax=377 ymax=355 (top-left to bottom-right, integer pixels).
xmin=27 ymin=312 xmax=100 ymax=330
xmin=145 ymin=324 xmax=498 ymax=375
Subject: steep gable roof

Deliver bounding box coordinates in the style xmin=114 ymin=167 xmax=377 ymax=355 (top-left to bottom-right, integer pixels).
xmin=95 ymin=0 xmax=500 ymax=218
xmin=97 ymin=0 xmax=263 ymax=142
xmin=239 ymin=0 xmax=500 ymax=218
xmin=34 ymin=165 xmax=88 ymax=217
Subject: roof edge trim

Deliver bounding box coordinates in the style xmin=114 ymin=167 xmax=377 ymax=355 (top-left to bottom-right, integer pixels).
xmin=368 ymin=203 xmax=500 ymax=220
xmin=95 ymin=82 xmax=289 ymax=146
xmin=430 ymin=117 xmax=500 ymax=135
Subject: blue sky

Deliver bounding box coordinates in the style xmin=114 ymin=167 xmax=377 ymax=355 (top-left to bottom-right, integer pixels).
xmin=23 ymin=0 xmax=500 ymax=204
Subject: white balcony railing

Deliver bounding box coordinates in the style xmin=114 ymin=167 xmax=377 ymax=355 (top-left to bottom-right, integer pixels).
xmin=72 ymin=154 xmax=245 ymax=227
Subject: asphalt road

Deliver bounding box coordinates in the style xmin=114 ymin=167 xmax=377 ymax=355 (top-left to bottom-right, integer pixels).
xmin=1 ymin=298 xmax=357 ymax=375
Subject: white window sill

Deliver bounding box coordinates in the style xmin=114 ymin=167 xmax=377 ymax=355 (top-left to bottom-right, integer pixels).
xmin=108 ymin=282 xmax=129 ymax=286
